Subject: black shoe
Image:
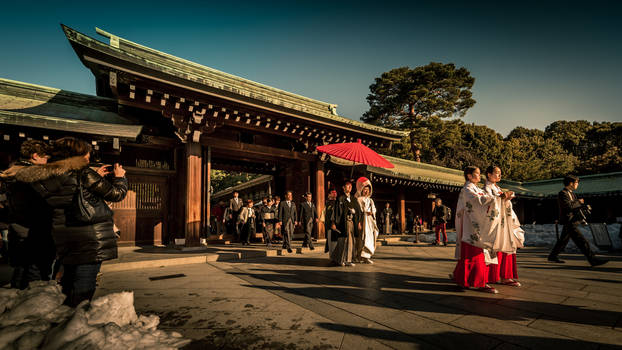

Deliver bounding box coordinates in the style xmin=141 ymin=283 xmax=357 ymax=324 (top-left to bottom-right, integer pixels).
xmin=287 ymin=248 xmax=293 ymax=253
xmin=589 ymin=258 xmax=609 ymax=267
xmin=547 ymin=256 xmax=565 ymax=263
xmin=309 ymin=245 xmax=315 ymax=250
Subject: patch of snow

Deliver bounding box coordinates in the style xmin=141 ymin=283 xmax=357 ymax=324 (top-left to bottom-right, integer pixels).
xmin=0 ymin=281 xmax=191 ymax=350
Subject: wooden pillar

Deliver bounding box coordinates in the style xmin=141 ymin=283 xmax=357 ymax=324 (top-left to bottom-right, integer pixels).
xmin=202 ymin=146 xmax=212 ymax=239
xmin=315 ymin=160 xmax=325 ymax=239
xmin=185 ymin=142 xmax=202 ymax=247
xmin=399 ymin=192 xmax=406 ymax=234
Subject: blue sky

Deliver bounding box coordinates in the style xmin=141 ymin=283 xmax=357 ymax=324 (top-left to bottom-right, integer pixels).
xmin=1 ymin=1 xmax=620 ymax=135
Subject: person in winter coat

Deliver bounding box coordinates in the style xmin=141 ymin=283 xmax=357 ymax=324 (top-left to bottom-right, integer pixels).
xmin=432 ymin=198 xmax=451 ymax=246
xmin=0 ymin=140 xmax=56 ymax=289
xmin=26 ymin=137 xmax=128 ymax=306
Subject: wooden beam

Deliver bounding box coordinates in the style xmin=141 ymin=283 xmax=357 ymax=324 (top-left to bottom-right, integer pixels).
xmin=201 ymin=137 xmax=316 ymax=161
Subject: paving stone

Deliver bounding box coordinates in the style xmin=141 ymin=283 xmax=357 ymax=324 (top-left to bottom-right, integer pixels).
xmin=450 ymin=314 xmax=599 ymax=350
xmin=529 ymin=318 xmax=622 ymax=346
xmin=92 ymin=245 xmax=621 ymax=349
xmin=435 ymin=295 xmax=538 ymax=326
xmin=339 ymin=333 xmax=398 ymax=350
xmin=379 ymin=311 xmax=501 ymax=350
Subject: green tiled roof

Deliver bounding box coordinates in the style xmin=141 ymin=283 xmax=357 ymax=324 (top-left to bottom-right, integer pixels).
xmin=512 ymin=172 xmax=622 ymax=197
xmin=62 ymin=25 xmax=407 ymax=141
xmin=212 ymin=175 xmax=273 ymax=200
xmin=0 ymin=78 xmax=142 ymax=139
xmin=497 ymin=180 xmax=546 ymax=198
xmin=330 ymin=154 xmax=465 ymax=187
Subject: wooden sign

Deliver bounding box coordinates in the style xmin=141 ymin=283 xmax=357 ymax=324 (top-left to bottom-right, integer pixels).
xmin=588 ymin=223 xmax=612 ymax=250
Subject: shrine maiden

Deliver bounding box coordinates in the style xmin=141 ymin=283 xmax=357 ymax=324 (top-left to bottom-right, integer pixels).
xmin=452 ymin=166 xmax=499 ymax=293
xmin=484 ymin=166 xmax=524 ymax=287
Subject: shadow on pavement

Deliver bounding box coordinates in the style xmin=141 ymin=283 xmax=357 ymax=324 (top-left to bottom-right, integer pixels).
xmin=316 ymin=322 xmax=610 ymax=349
xmin=225 ymin=260 xmax=622 ymax=329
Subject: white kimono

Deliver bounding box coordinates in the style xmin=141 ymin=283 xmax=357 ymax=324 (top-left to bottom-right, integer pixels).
xmin=358 ymin=195 xmax=379 ymax=259
xmin=484 ymin=182 xmax=525 ymax=254
xmin=454 ymin=181 xmax=498 ymax=264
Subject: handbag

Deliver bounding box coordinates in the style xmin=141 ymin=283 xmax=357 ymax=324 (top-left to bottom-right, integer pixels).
xmin=66 ymin=171 xmax=112 ymax=226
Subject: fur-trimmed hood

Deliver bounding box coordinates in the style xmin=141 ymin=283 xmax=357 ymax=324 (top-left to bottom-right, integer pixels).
xmin=0 ymin=156 xmax=88 ymax=183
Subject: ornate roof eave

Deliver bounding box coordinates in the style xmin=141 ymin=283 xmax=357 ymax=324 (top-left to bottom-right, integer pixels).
xmin=61 ymin=25 xmax=407 ymax=142
xmin=0 ymin=110 xmax=142 ymax=139
xmin=0 ymin=78 xmax=142 ymax=139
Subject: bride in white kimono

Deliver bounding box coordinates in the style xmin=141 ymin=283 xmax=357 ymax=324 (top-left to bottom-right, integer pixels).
xmin=484 ymin=166 xmax=524 ymax=287
xmin=452 ymin=166 xmax=505 ymax=293
xmin=356 ymin=177 xmax=379 ymax=264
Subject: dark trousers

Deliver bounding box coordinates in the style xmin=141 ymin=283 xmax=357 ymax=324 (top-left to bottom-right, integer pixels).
xmin=241 ymin=221 xmax=255 ymax=244
xmin=61 ymin=262 xmax=102 ymax=307
xmin=549 ymin=223 xmax=595 ymax=262
xmin=11 ymin=259 xmax=53 ymax=290
xmin=232 ymin=211 xmax=241 ymax=241
xmin=302 ymin=219 xmax=314 ymax=248
xmin=282 ymin=219 xmax=294 ymax=249
xmin=435 ymin=223 xmax=447 ymax=243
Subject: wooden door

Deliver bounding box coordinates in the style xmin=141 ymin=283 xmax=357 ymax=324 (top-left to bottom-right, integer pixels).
xmin=110 ymin=174 xmax=169 ymax=246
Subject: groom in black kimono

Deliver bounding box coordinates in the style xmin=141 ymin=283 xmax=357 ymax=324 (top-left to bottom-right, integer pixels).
xmin=332 ymin=181 xmax=362 ymax=266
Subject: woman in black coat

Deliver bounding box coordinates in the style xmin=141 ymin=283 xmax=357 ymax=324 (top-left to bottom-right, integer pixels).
xmin=22 ymin=137 xmax=128 ymax=306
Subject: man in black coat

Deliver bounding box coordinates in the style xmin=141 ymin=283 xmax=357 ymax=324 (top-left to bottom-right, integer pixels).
xmin=405 ymin=208 xmax=414 ymax=234
xmin=324 ymin=189 xmax=338 ymax=254
xmin=229 ymin=191 xmax=243 ymax=241
xmin=0 ymin=140 xmax=55 ymax=289
xmin=278 ymin=191 xmax=298 ymax=253
xmin=299 ymin=192 xmax=318 ymax=250
xmin=548 ymin=175 xmax=608 ymax=266
xmin=332 ymin=181 xmax=362 ymax=266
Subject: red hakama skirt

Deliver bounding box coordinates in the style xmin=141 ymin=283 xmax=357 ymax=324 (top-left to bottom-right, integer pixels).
xmin=487 ymin=252 xmax=518 ymax=282
xmin=453 ymin=242 xmax=488 ymax=288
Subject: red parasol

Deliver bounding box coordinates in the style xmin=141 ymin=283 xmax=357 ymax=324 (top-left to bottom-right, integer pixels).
xmin=316 ymin=139 xmax=394 ymax=170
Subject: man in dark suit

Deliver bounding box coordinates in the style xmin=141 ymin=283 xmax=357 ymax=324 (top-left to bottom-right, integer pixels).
xmin=299 ymin=192 xmax=318 ymax=250
xmin=278 ymin=191 xmax=298 ymax=253
xmin=228 ymin=191 xmax=243 ymax=241
xmin=548 ymin=175 xmax=608 ymax=266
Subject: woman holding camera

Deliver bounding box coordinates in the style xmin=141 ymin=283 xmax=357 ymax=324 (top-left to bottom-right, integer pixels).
xmin=26 ymin=137 xmax=127 ymax=306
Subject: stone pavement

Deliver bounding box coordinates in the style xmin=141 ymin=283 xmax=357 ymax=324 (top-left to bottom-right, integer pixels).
xmin=95 ymin=242 xmax=622 ymax=349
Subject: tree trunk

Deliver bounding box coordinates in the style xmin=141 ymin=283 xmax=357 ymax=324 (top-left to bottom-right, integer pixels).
xmin=409 ymin=131 xmax=421 ymax=162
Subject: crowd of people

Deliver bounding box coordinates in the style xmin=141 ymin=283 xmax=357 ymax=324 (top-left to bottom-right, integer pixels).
xmin=450 ymin=165 xmax=608 ymax=294
xmin=0 ymin=138 xmax=128 ymax=306
xmin=1 ymin=137 xmax=609 ymax=302
xmin=210 ymin=177 xmax=381 ymax=265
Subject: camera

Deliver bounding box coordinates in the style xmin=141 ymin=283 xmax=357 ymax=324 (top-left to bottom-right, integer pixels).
xmin=576 ymin=204 xmax=592 ymax=225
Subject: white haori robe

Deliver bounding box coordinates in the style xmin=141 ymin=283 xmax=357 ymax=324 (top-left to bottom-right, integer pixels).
xmin=484 ymin=182 xmax=525 ymax=254
xmin=358 ymin=196 xmax=379 ymax=259
xmin=454 ymin=181 xmax=499 ymax=264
